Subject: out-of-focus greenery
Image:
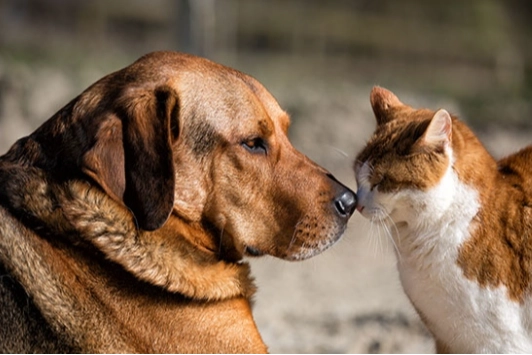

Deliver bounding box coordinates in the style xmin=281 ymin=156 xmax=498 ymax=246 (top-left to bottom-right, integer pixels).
xmin=0 ymin=0 xmax=531 ymax=130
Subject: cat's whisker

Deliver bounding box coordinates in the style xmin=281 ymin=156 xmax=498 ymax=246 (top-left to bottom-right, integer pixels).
xmin=381 ymin=214 xmax=403 ymax=263
xmin=372 ymin=209 xmax=402 ymax=263
xmin=367 ymin=214 xmax=383 ymax=257
xmin=367 ymin=218 xmax=381 ymax=257
xmin=375 ymin=213 xmax=390 ymax=251
xmin=376 ymin=220 xmax=385 ymax=256
xmin=369 ymin=213 xmax=388 ymax=257
xmin=368 ymin=216 xmax=378 ymax=256
xmin=381 ymin=211 xmax=401 ymax=243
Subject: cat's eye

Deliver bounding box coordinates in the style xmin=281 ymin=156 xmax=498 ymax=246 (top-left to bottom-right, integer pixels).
xmin=242 ymin=137 xmax=268 ymax=155
xmin=370 ymin=174 xmax=384 ymax=191
xmin=371 ymin=176 xmax=386 ymax=191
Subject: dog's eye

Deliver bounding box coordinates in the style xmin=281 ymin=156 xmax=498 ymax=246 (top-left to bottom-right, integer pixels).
xmin=242 ymin=138 xmax=267 ymax=155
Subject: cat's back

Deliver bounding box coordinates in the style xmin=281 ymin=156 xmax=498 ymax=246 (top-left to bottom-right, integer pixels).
xmin=497 ymin=145 xmax=532 ymax=202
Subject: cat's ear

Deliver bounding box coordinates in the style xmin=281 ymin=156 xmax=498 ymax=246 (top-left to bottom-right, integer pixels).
xmin=421 ymin=109 xmax=452 ymax=148
xmin=370 ymin=86 xmax=403 ymax=125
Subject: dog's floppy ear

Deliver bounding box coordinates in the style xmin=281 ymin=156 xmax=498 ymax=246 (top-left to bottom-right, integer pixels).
xmin=82 ymin=85 xmax=179 ymax=231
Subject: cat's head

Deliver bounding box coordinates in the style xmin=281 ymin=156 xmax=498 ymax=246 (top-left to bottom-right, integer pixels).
xmin=354 ymin=87 xmax=456 ymax=225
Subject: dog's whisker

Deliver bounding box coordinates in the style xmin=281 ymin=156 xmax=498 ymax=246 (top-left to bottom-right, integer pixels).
xmin=288 ymin=219 xmax=303 ymax=251
xmin=327 ymin=145 xmax=349 ymax=158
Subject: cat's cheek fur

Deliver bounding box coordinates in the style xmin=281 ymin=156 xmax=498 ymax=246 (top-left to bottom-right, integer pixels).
xmin=356 ymin=164 xmax=459 ymax=228
xmin=406 ymin=165 xmax=458 ymax=227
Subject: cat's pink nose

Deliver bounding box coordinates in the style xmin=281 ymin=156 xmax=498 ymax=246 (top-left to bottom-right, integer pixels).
xmin=356 ymin=204 xmax=365 ymax=213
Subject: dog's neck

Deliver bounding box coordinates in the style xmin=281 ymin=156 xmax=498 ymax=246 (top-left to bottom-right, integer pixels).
xmin=0 ymin=160 xmax=255 ymax=301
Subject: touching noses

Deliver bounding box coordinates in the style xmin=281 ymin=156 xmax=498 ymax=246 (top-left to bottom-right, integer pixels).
xmin=327 ymin=174 xmax=357 ymax=218
xmin=335 ymin=190 xmax=357 ymax=217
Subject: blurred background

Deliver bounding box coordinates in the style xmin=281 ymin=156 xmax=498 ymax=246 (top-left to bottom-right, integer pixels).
xmin=1 ymin=0 xmax=531 ymax=353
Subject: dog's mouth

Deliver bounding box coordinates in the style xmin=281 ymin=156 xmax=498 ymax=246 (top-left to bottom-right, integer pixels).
xmin=211 ymin=212 xmax=347 ymax=261
xmin=208 ymin=221 xmax=266 ymax=261
xmin=244 ymin=245 xmax=265 ymax=257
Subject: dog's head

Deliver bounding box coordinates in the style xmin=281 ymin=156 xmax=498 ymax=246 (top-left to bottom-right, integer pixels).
xmin=36 ymin=52 xmax=355 ymax=262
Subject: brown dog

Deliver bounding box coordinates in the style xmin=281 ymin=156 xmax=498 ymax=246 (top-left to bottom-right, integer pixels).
xmin=0 ymin=51 xmax=356 ymax=353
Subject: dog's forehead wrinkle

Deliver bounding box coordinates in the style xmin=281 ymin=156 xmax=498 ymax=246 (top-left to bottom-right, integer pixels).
xmin=257 ymin=118 xmax=274 ymax=136
xmin=219 ymin=71 xmax=288 ymax=136
xmin=278 ymin=112 xmax=291 ymax=133
xmin=179 ymin=111 xmax=220 ymax=157
xmin=165 ymin=65 xmax=283 ymax=142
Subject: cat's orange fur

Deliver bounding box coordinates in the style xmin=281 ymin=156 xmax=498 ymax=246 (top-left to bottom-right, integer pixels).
xmin=354 ymin=86 xmax=532 ymax=353
xmin=458 ymin=145 xmax=532 ymax=303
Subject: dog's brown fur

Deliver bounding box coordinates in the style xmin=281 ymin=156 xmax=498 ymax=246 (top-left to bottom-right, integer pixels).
xmin=0 ymin=51 xmax=355 ymax=353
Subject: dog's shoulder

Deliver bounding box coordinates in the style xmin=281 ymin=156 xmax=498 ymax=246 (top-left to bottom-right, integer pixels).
xmin=0 ymin=260 xmax=76 ymax=353
xmin=0 ymin=203 xmax=76 ymax=353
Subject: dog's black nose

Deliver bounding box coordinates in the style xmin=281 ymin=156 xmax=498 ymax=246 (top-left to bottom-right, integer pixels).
xmin=327 ymin=173 xmax=357 ymax=218
xmin=334 ymin=189 xmax=357 ymax=218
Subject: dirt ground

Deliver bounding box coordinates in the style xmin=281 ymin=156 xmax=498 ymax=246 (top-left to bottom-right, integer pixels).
xmin=0 ymin=59 xmax=531 ymax=354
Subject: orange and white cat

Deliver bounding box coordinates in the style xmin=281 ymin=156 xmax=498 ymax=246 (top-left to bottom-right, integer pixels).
xmin=354 ymin=86 xmax=532 ymax=353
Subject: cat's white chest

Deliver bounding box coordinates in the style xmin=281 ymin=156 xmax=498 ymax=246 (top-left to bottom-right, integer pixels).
xmin=395 ymin=173 xmax=532 ymax=353
xmin=399 ymin=251 xmax=532 ymax=352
